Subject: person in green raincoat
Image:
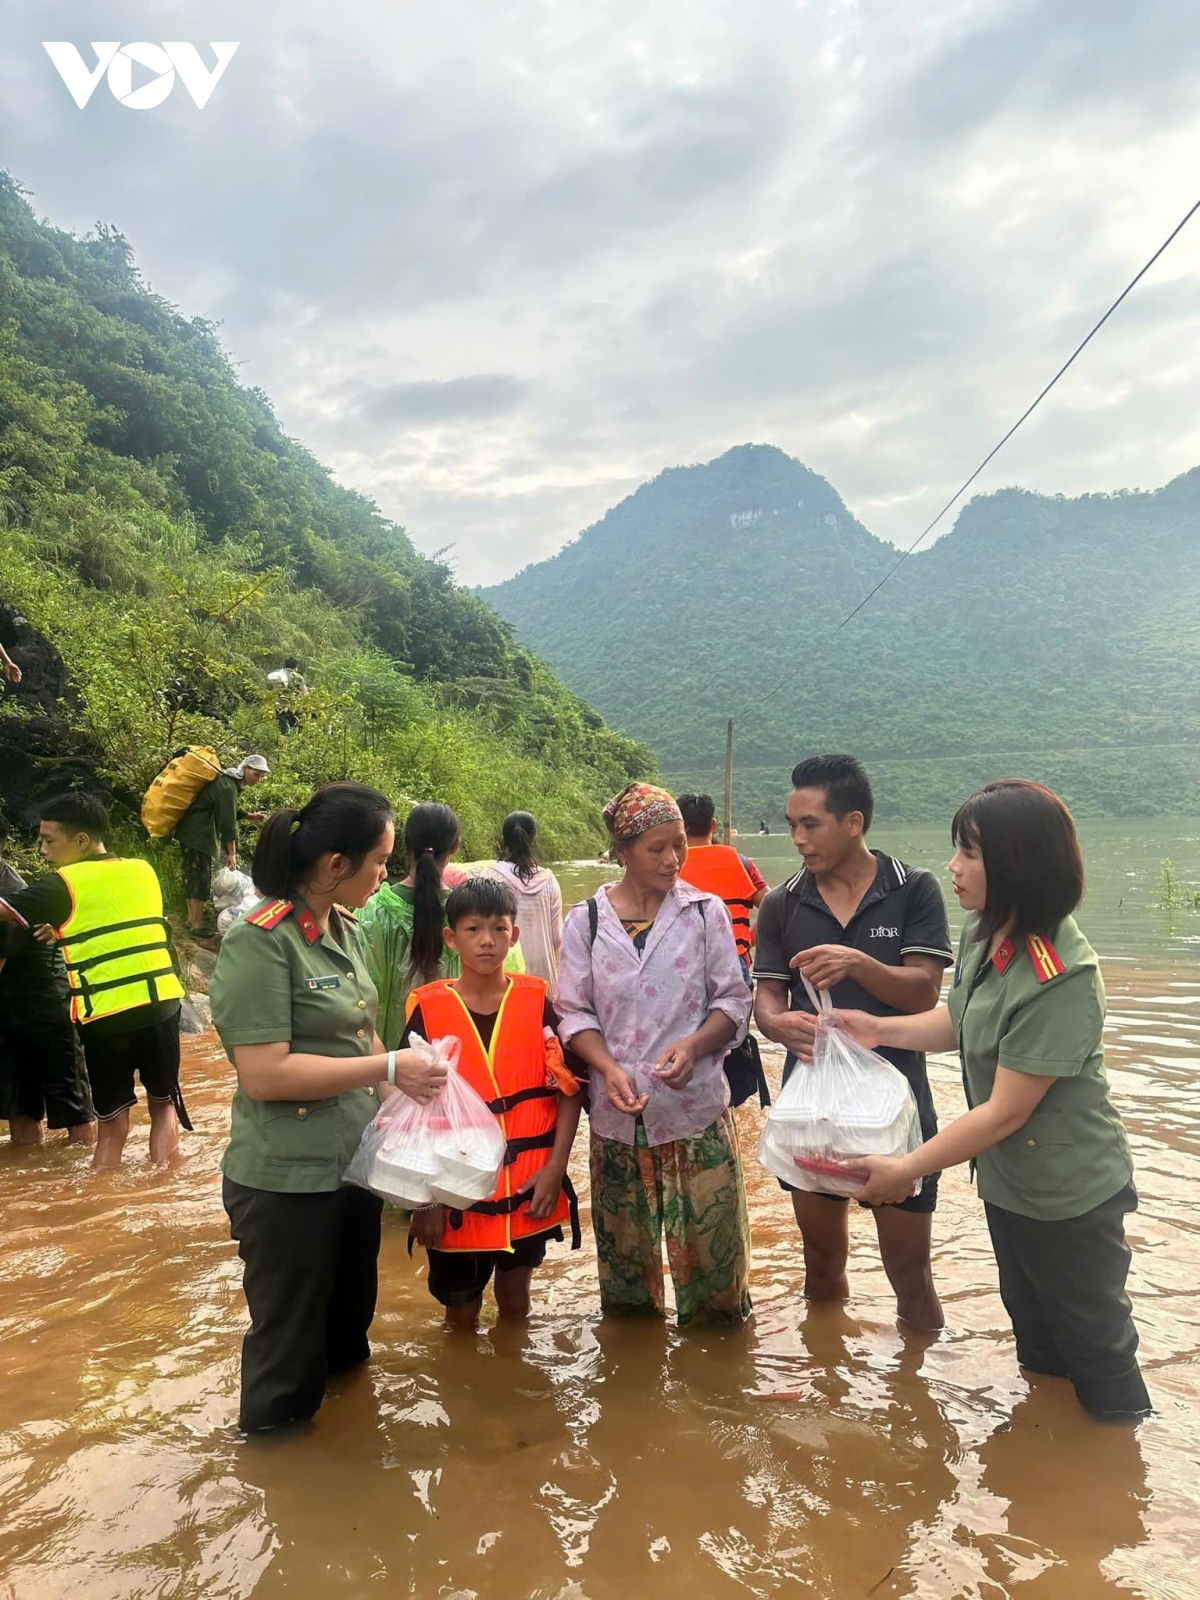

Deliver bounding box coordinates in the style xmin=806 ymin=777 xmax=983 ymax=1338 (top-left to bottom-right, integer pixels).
xmin=359 ymin=802 xmax=522 ymax=1049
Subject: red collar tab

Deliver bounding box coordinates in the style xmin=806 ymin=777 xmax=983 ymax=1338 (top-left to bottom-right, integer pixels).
xmin=296 ymin=908 xmax=322 ymax=945
xmin=1026 ymin=934 xmax=1065 ymax=984
xmin=991 ymin=938 xmax=1016 ymax=974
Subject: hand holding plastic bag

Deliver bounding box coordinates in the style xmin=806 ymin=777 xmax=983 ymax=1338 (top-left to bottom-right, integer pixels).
xmin=344 ymin=1033 xmax=506 ymax=1208
xmin=757 ymin=975 xmax=922 ymax=1199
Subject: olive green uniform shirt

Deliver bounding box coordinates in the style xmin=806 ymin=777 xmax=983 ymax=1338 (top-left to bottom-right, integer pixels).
xmin=948 ymin=913 xmax=1133 ymax=1221
xmin=173 ymin=771 xmax=239 ymax=860
xmin=212 ymin=899 xmax=382 ymax=1193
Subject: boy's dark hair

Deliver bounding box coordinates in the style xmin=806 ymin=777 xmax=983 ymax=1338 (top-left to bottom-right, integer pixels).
xmin=952 ymin=779 xmax=1084 ymax=944
xmin=283 ymin=656 xmax=300 ymax=669
xmin=40 ymin=790 xmax=110 ymax=838
xmin=677 ymin=793 xmax=716 ymax=836
xmin=445 ymin=875 xmax=518 ymax=927
xmin=789 ymin=754 xmax=874 ymax=832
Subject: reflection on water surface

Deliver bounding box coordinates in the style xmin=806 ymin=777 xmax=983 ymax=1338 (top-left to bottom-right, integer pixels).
xmin=2 ymin=821 xmax=1199 ymax=1598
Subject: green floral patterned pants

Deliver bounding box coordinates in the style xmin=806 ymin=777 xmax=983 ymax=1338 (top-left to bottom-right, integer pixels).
xmin=589 ymin=1111 xmax=752 ymax=1326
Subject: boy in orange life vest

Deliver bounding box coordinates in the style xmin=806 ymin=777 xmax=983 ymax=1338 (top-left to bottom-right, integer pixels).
xmin=403 ymin=876 xmax=584 ymax=1326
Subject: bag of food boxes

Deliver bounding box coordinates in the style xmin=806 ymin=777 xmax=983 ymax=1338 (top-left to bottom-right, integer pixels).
xmin=344 ymin=1034 xmax=506 ymax=1208
xmin=757 ymin=974 xmax=922 ymax=1198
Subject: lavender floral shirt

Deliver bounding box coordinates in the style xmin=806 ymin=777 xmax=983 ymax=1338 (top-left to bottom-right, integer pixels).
xmin=556 ymin=880 xmax=751 ymax=1146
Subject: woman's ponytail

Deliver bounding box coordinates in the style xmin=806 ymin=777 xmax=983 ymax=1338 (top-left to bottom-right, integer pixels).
xmin=500 ymin=810 xmax=538 ymax=885
xmin=404 ymin=801 xmax=460 ymax=980
xmin=252 ymin=807 xmax=303 ymax=898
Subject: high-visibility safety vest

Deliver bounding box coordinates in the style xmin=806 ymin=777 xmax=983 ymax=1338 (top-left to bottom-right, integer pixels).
xmin=678 ymin=843 xmax=757 ymax=960
xmin=57 ymin=858 xmax=185 ymax=1023
xmin=411 ymin=974 xmax=571 ymax=1252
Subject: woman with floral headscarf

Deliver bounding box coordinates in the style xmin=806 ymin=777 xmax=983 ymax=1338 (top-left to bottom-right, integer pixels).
xmin=555 ymin=783 xmax=753 ymax=1324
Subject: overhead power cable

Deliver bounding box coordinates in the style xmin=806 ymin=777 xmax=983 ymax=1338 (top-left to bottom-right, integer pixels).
xmin=744 ymin=193 xmax=1200 ymax=717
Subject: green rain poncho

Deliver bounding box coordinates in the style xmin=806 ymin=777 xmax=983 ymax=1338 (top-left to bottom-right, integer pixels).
xmin=358 ymin=881 xmax=525 ymax=1050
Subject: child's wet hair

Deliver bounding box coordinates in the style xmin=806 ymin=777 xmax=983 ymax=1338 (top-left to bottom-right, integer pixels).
xmin=444 ymin=875 xmax=518 ymax=927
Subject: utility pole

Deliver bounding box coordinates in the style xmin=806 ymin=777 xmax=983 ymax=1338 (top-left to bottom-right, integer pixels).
xmin=723 ymin=718 xmax=733 ymax=844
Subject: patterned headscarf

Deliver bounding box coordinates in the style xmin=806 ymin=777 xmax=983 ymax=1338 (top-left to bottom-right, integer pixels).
xmin=602 ymin=782 xmax=684 ymax=841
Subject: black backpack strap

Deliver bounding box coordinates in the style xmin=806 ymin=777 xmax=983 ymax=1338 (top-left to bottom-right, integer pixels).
xmin=587 ymin=896 xmax=598 ymax=946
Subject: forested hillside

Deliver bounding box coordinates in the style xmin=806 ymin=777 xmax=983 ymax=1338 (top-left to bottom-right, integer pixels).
xmin=483 ymin=444 xmax=1200 ymax=821
xmin=0 ymin=174 xmax=653 ymax=862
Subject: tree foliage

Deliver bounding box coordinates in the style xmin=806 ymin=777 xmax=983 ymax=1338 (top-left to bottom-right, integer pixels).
xmin=0 ymin=172 xmax=654 ymax=858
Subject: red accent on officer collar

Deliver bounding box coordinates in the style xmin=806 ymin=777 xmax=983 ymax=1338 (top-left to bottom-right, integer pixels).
xmin=991 ymin=938 xmax=1017 ymax=974
xmin=296 ymin=909 xmax=322 ymax=945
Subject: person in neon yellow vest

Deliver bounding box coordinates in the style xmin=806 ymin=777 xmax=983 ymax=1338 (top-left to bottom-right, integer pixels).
xmin=0 ymin=791 xmax=188 ymax=1170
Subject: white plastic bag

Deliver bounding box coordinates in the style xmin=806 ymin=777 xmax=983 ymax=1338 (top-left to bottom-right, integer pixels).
xmin=211 ymin=866 xmax=254 ymax=910
xmin=343 ymin=1034 xmax=506 ymax=1209
xmin=757 ymin=975 xmax=922 ymax=1198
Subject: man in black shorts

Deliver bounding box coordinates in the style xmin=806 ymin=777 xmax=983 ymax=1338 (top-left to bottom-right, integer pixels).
xmin=0 ymin=792 xmax=188 ymax=1170
xmin=754 ymin=755 xmax=953 ymax=1329
xmin=0 ymin=819 xmax=95 ymax=1147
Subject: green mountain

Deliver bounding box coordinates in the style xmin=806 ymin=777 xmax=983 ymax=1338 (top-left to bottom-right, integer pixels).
xmin=481 ymin=444 xmax=1200 ymax=822
xmin=0 ymin=173 xmax=653 ymax=869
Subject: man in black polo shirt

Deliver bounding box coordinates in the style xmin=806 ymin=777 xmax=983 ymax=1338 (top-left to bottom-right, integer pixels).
xmin=754 ymin=755 xmax=952 ymax=1329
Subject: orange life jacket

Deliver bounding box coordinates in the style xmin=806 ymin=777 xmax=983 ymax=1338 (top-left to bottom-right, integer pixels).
xmin=410 ymin=974 xmax=573 ymax=1252
xmin=678 ymin=842 xmax=757 ymax=960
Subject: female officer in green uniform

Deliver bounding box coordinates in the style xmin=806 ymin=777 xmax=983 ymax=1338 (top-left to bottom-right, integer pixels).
xmin=211 ymin=781 xmax=448 ymax=1433
xmin=820 ymin=780 xmax=1150 ymax=1421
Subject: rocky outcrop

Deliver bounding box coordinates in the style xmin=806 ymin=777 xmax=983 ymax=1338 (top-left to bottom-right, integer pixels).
xmin=0 ymin=602 xmax=108 ymax=825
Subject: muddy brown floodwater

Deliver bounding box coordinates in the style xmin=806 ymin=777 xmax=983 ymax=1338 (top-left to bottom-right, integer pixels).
xmin=3 ymin=908 xmax=1200 ymax=1595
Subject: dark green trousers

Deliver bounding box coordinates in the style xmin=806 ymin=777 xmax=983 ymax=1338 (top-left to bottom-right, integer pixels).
xmin=223 ymin=1176 xmax=384 ymax=1432
xmin=985 ymin=1183 xmax=1150 ymax=1419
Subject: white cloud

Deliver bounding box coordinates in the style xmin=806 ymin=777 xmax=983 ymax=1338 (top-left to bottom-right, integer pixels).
xmin=3 ymin=0 xmax=1200 ymax=584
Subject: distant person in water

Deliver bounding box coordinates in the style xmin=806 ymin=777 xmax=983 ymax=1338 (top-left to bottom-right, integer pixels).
xmin=753 ymin=755 xmax=952 ymax=1330
xmin=676 ymin=793 xmax=767 ymax=981
xmin=833 ymin=781 xmax=1151 ymax=1421
xmin=484 ymin=811 xmax=563 ymax=988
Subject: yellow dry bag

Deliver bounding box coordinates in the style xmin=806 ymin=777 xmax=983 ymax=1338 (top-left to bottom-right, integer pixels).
xmin=140 ymin=746 xmax=223 ymax=839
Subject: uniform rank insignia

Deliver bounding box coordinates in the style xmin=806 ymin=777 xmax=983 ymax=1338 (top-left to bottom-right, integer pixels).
xmin=245 ymin=899 xmax=292 ymax=930
xmin=991 ymin=938 xmax=1016 ymax=974
xmin=1026 ymin=934 xmax=1065 ymax=983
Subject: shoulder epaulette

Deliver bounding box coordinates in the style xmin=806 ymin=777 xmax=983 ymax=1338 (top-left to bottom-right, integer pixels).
xmin=1026 ymin=934 xmax=1066 ymax=984
xmin=245 ymin=899 xmax=292 ymax=931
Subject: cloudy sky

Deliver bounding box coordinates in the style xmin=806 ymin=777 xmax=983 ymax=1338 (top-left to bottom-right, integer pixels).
xmin=4 ymin=1 xmax=1200 ymax=584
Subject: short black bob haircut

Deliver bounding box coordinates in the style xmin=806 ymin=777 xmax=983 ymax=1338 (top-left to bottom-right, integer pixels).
xmin=40 ymin=790 xmax=110 ymax=838
xmin=789 ymin=754 xmax=874 ymax=833
xmin=951 ymin=779 xmax=1084 ymax=944
xmin=445 ymin=874 xmax=518 ymax=927
xmin=676 ymin=792 xmax=716 ymax=836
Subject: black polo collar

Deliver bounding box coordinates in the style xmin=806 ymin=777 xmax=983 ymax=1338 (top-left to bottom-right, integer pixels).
xmin=783 ymin=850 xmax=908 ymax=923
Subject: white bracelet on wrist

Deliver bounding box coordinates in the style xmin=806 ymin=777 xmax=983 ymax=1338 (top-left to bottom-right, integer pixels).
xmin=386 ymin=1049 xmax=397 ymax=1086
